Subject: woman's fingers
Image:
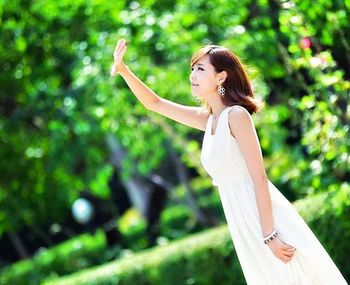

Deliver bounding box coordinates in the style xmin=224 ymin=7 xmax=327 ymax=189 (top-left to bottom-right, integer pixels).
xmin=281 ymin=249 xmax=295 ymax=258
xmin=114 ymin=39 xmax=126 ymax=59
xmin=283 ymin=241 xmax=296 ymax=250
xmin=113 ymin=40 xmax=121 ymax=57
xmin=281 ymin=257 xmax=292 ymax=263
xmin=113 ymin=40 xmax=121 ymax=59
xmin=280 ymin=248 xmax=296 ymax=263
xmin=286 ymin=246 xmax=296 ymax=251
xmin=119 ymin=44 xmax=127 ymax=58
xmin=283 ymin=243 xmax=296 ymax=252
xmin=280 ymin=254 xmax=293 ymax=263
xmin=283 ymin=251 xmax=294 ymax=257
xmin=283 ymin=247 xmax=296 ymax=253
xmin=115 ymin=40 xmax=123 ymax=57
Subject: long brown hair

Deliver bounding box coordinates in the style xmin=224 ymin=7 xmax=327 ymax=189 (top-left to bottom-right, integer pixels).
xmin=190 ymin=45 xmax=264 ymax=115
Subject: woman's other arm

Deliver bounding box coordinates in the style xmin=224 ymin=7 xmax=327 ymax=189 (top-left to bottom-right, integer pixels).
xmin=228 ymin=106 xmax=296 ymax=263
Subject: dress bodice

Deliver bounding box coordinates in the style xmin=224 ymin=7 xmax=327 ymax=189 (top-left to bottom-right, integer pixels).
xmin=200 ymin=105 xmax=252 ymax=186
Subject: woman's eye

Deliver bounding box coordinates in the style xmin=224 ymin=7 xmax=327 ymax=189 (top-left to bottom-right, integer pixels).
xmin=191 ymin=67 xmax=204 ymax=71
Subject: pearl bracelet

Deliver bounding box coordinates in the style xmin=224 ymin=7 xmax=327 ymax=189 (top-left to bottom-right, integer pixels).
xmin=263 ymin=230 xmax=278 ymax=244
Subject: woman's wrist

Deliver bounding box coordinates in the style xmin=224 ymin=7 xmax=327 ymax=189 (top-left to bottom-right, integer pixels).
xmin=118 ymin=64 xmax=129 ymax=76
xmin=263 ymin=229 xmax=278 ymax=244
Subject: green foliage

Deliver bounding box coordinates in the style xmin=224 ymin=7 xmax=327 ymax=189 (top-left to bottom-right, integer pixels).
xmin=160 ymin=205 xmax=195 ymax=239
xmin=42 ymin=226 xmax=244 ymax=285
xmin=0 ymin=0 xmax=349 ymax=276
xmin=2 ymin=184 xmax=349 ymax=284
xmin=37 ymin=186 xmax=350 ymax=284
xmin=0 ymin=230 xmax=107 ymax=285
xmin=0 ymin=194 xmax=222 ymax=284
xmin=294 ymin=182 xmax=350 ymax=276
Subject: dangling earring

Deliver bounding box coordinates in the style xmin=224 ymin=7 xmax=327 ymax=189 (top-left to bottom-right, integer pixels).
xmin=217 ymin=85 xmax=225 ymax=97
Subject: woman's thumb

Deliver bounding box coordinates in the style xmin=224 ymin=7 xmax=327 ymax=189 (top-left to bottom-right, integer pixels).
xmin=110 ymin=65 xmax=117 ymax=77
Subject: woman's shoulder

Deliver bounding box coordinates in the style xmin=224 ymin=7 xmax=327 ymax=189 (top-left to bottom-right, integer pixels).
xmin=227 ymin=104 xmax=255 ymax=130
xmin=227 ymin=104 xmax=252 ymax=118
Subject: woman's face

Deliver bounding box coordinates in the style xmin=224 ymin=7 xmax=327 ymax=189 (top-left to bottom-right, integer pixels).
xmin=190 ymin=54 xmax=218 ymax=98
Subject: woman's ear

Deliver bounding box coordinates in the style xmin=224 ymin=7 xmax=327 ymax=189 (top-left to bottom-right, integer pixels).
xmin=217 ymin=71 xmax=228 ymax=85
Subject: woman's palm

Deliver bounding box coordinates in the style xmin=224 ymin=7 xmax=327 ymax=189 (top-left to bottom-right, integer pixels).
xmin=111 ymin=38 xmax=127 ymax=76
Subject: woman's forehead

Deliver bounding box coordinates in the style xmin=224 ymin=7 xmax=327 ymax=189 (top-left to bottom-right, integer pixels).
xmin=193 ymin=54 xmax=211 ymax=66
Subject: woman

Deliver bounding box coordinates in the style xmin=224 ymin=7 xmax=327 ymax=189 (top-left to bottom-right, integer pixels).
xmin=110 ymin=39 xmax=347 ymax=284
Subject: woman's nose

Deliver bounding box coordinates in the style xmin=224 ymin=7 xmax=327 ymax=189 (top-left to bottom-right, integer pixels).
xmin=190 ymin=71 xmax=196 ymax=81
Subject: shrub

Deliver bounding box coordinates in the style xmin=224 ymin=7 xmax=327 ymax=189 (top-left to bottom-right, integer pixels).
xmin=0 ymin=230 xmax=106 ymax=285
xmin=42 ymin=184 xmax=350 ymax=285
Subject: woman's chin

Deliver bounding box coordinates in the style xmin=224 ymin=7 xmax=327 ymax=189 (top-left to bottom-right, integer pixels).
xmin=191 ymin=91 xmax=201 ymax=98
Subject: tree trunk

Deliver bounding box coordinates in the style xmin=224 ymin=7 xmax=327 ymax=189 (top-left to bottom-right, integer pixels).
xmin=8 ymin=232 xmax=30 ymax=259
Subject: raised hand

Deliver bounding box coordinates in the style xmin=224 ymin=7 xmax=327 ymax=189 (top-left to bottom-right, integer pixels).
xmin=268 ymin=236 xmax=296 ymax=263
xmin=110 ymin=38 xmax=128 ymax=77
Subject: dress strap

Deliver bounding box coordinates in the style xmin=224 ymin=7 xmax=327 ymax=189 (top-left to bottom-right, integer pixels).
xmin=222 ymin=106 xmax=235 ymax=136
xmin=223 ymin=105 xmax=249 ymax=140
xmin=226 ymin=105 xmax=250 ymax=119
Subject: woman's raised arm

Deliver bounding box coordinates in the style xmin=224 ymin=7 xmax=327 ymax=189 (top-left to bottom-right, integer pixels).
xmin=110 ymin=39 xmax=209 ymax=131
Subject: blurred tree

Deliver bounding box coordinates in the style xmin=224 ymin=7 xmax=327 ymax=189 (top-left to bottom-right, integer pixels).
xmin=0 ymin=0 xmax=349 ymax=255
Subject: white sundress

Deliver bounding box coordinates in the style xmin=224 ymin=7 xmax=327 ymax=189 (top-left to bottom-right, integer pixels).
xmin=200 ymin=105 xmax=348 ymax=285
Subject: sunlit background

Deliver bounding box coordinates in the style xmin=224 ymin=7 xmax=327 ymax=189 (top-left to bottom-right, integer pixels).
xmin=0 ymin=0 xmax=349 ymax=284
